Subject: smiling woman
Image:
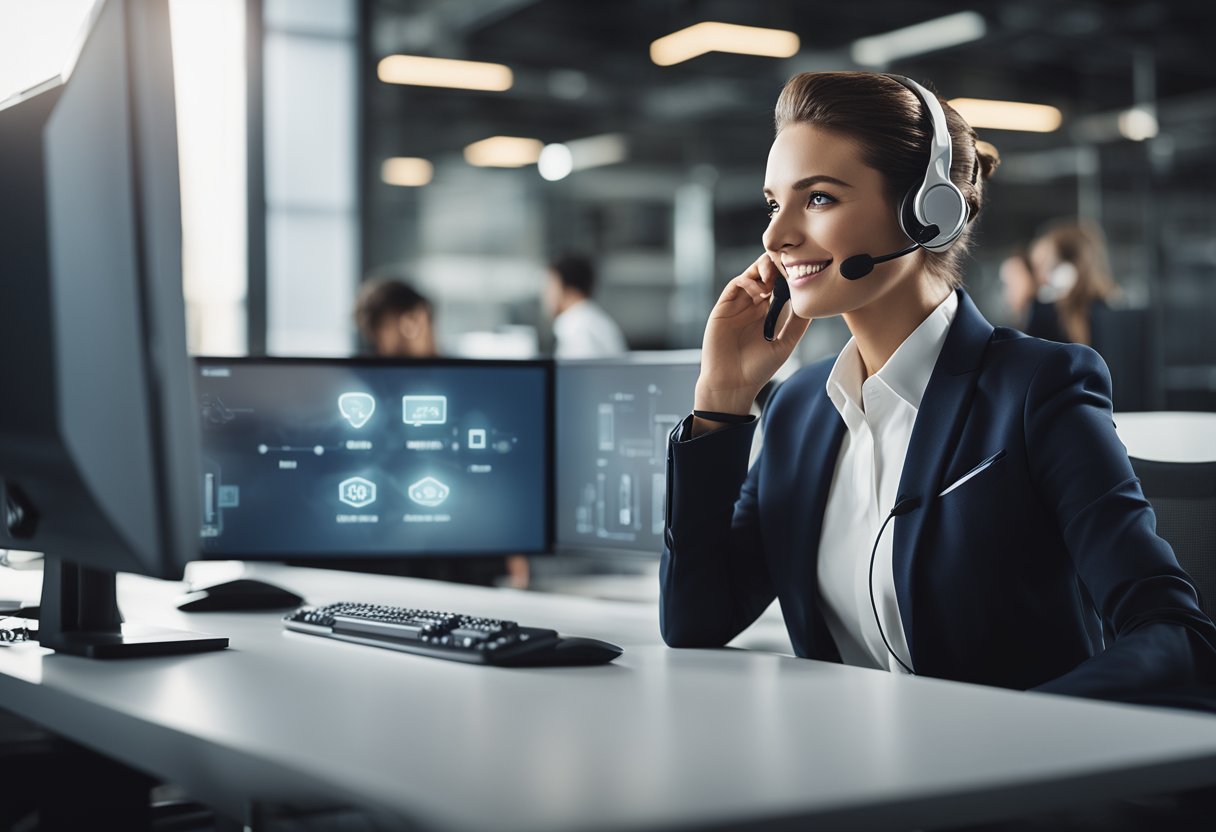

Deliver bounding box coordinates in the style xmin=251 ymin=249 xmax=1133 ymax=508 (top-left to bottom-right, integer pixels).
xmin=661 ymin=70 xmax=1216 ymax=715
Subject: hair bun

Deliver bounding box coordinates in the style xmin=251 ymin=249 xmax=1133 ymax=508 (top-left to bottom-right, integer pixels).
xmin=975 ymin=140 xmax=1001 ymax=180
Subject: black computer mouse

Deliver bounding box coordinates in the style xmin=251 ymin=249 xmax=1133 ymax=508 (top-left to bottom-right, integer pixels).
xmin=177 ymin=579 xmax=304 ymax=612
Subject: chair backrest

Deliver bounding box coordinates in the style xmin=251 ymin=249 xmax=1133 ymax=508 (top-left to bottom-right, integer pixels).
xmin=1091 ymin=306 xmax=1156 ymax=411
xmin=1129 ymin=457 xmax=1216 ymax=620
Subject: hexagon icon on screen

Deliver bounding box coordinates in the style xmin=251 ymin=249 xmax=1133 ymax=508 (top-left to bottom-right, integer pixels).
xmin=407 ymin=476 xmax=450 ymax=507
xmin=338 ymin=393 xmax=376 ymax=429
xmin=339 ymin=477 xmax=377 ymax=508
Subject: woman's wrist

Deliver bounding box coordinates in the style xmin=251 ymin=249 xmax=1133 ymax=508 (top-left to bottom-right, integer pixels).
xmin=691 ymin=384 xmax=757 ymax=436
xmin=693 ymin=384 xmax=756 ymax=419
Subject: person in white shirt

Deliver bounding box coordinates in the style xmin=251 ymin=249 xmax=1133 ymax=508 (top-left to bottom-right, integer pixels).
xmin=544 ymin=254 xmax=627 ymax=358
xmin=661 ymin=71 xmax=1216 ymax=715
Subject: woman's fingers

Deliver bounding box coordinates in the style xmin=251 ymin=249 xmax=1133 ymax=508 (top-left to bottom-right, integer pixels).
xmin=776 ymin=303 xmax=812 ymax=344
xmin=758 ymin=252 xmax=784 ymax=290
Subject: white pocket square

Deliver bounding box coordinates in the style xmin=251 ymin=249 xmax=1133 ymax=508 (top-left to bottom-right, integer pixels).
xmin=939 ymin=449 xmax=1007 ymax=497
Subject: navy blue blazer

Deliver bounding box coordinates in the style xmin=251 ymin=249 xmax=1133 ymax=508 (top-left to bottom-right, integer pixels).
xmin=661 ymin=289 xmax=1216 ymax=708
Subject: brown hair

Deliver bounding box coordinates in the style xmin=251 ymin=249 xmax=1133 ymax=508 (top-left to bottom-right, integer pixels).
xmin=1034 ymin=220 xmax=1119 ymax=345
xmin=354 ymin=277 xmax=432 ymax=345
xmin=774 ymin=71 xmax=999 ymax=288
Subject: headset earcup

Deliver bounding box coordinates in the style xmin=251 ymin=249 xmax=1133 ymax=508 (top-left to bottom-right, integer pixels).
xmin=899 ymin=187 xmax=925 ymax=243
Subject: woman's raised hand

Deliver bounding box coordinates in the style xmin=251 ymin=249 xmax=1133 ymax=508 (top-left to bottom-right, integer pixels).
xmin=694 ymin=253 xmax=810 ymax=422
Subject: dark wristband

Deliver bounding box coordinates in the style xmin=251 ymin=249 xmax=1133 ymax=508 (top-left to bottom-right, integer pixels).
xmin=692 ymin=409 xmax=752 ymax=425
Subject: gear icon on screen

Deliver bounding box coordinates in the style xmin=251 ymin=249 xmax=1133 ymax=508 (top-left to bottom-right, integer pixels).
xmin=407 ymin=476 xmax=449 ymax=507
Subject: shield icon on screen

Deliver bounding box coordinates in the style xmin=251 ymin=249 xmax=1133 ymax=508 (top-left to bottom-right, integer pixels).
xmin=338 ymin=392 xmax=376 ymax=429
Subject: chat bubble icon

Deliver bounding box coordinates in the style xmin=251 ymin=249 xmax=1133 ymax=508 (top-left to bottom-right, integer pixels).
xmin=402 ymin=395 xmax=447 ymax=426
xmin=339 ymin=392 xmax=376 ymax=429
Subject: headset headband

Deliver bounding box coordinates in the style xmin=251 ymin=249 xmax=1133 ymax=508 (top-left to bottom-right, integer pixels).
xmin=885 ymin=74 xmax=967 ymax=252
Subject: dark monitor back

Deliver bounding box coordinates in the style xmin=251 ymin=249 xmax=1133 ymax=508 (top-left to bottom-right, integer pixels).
xmin=195 ymin=358 xmax=553 ymax=559
xmin=555 ymin=353 xmax=700 ymax=558
xmin=0 ymin=0 xmax=200 ymax=580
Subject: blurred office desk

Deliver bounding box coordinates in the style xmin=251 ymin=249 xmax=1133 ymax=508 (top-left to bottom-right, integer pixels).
xmin=4 ymin=564 xmax=1216 ymax=831
xmin=1116 ymin=411 xmax=1216 ymax=462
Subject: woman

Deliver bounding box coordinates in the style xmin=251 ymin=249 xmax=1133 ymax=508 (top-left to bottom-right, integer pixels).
xmin=661 ymin=72 xmax=1216 ymax=709
xmin=1026 ymin=219 xmax=1119 ymax=346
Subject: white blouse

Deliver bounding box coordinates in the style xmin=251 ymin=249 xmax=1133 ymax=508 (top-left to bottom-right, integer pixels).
xmin=817 ymin=291 xmax=958 ymax=672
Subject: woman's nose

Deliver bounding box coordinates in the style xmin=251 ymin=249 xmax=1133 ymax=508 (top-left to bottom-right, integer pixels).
xmin=762 ymin=209 xmax=802 ymax=252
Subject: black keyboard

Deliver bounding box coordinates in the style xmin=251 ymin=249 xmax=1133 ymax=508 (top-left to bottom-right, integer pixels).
xmin=283 ymin=602 xmax=623 ymax=667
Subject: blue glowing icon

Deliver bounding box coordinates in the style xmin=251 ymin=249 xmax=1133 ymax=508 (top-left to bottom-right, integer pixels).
xmin=339 ymin=393 xmax=376 ymax=429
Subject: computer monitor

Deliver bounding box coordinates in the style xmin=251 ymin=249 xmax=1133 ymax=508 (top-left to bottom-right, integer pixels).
xmin=0 ymin=0 xmax=224 ymax=656
xmin=194 ymin=358 xmax=553 ymax=559
xmin=555 ymin=352 xmax=701 ymax=558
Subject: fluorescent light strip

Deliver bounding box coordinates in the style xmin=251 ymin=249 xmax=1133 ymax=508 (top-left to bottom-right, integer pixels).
xmin=949 ymin=98 xmax=1062 ymax=133
xmin=464 ymin=136 xmax=544 ymax=168
xmin=377 ymin=54 xmax=513 ymax=92
xmin=381 ymin=157 xmax=433 ymax=187
xmin=650 ymin=22 xmax=799 ymax=66
xmin=851 ymin=11 xmax=985 ymax=66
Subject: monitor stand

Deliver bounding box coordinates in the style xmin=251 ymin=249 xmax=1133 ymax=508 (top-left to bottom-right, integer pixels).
xmin=38 ymin=558 xmax=228 ymax=658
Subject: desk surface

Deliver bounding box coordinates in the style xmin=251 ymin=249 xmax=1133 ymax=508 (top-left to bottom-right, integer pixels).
xmin=4 ymin=563 xmax=1216 ymax=831
xmin=1115 ymin=410 xmax=1216 ymax=463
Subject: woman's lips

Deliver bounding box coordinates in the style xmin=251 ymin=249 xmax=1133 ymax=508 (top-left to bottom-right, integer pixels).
xmin=785 ymin=260 xmax=832 ymax=287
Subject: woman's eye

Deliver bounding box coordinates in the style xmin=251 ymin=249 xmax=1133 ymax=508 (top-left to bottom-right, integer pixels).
xmin=766 ymin=200 xmax=779 ymax=218
xmin=807 ymin=191 xmax=835 ymax=208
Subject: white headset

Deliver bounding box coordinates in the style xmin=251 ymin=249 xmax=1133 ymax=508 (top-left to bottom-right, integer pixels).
xmin=886 ymin=75 xmax=969 ymax=252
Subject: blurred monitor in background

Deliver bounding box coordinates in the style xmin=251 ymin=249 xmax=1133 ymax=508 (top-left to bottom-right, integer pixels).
xmin=545 ymin=253 xmax=628 ymax=359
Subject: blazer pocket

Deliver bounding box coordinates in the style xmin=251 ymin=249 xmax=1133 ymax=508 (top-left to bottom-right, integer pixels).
xmin=938 ymin=449 xmax=1007 ymax=498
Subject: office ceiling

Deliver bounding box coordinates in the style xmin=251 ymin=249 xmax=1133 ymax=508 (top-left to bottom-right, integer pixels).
xmin=366 ymin=0 xmax=1216 ymax=175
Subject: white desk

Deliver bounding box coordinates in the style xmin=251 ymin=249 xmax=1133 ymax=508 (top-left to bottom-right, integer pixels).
xmin=1115 ymin=411 xmax=1216 ymax=463
xmin=4 ymin=563 xmax=1216 ymax=831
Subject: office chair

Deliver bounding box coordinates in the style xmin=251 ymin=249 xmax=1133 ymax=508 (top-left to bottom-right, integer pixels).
xmin=1129 ymin=457 xmax=1216 ymax=620
xmin=1091 ymin=306 xmax=1156 ymax=412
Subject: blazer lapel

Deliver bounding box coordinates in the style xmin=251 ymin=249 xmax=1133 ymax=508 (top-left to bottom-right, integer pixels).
xmin=892 ymin=290 xmax=994 ymax=656
xmin=791 ymin=382 xmax=846 ymax=660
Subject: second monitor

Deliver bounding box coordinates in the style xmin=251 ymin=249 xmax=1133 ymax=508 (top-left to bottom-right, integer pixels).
xmin=555 ymin=353 xmax=700 ymax=558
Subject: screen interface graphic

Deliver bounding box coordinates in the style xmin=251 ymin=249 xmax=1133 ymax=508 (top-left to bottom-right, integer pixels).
xmin=556 ymin=360 xmax=699 ymax=555
xmin=196 ymin=361 xmax=549 ymax=557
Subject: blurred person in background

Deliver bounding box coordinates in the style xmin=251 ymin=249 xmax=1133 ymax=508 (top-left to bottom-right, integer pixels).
xmin=309 ymin=276 xmax=530 ymax=588
xmin=544 ymin=253 xmax=627 ymax=358
xmin=355 ymin=277 xmax=436 ymax=357
xmin=998 ymin=247 xmax=1037 ymax=328
xmin=1023 ymin=219 xmax=1120 ymax=346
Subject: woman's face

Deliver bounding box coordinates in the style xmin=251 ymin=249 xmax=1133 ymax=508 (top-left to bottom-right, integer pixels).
xmin=1028 ymin=238 xmax=1058 ymax=284
xmin=762 ymin=123 xmax=921 ymax=319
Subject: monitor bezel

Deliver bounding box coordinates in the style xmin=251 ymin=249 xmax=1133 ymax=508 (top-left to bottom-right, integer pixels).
xmin=192 ymin=355 xmax=556 ymax=561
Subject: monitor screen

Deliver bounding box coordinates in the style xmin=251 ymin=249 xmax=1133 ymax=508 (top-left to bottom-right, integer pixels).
xmin=555 ymin=353 xmax=700 ymax=557
xmin=195 ymin=358 xmax=552 ymax=559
